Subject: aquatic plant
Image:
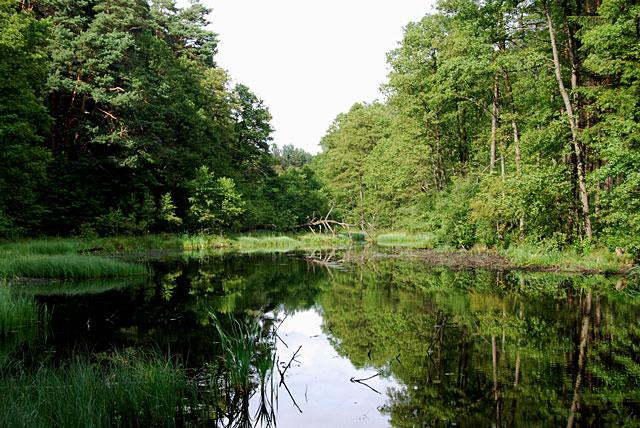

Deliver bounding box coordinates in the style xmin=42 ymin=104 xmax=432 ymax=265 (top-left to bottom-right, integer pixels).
xmin=0 ymin=351 xmax=189 ymax=428
xmin=0 ymin=239 xmax=83 ymax=256
xmin=376 ymin=232 xmax=437 ymax=249
xmin=0 ymin=255 xmax=146 ymax=279
xmin=16 ymin=279 xmax=140 ymax=296
xmin=0 ymin=285 xmax=44 ymax=337
xmin=211 ymin=313 xmax=278 ymax=426
xmin=502 ymin=243 xmax=628 ymax=273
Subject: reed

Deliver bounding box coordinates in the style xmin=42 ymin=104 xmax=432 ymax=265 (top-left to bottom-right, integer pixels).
xmin=502 ymin=243 xmax=627 ymax=273
xmin=0 ymin=255 xmax=147 ymax=279
xmin=376 ymin=232 xmax=437 ymax=248
xmin=0 ymin=352 xmax=188 ymax=428
xmin=0 ymin=239 xmax=83 ymax=256
xmin=0 ymin=286 xmax=43 ymax=337
xmin=17 ymin=279 xmax=139 ymax=296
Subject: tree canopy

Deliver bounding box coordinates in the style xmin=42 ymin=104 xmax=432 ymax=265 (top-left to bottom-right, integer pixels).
xmin=0 ymin=0 xmax=326 ymax=237
xmin=317 ymin=0 xmax=640 ymax=255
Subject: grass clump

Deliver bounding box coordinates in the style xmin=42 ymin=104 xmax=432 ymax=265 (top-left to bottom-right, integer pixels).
xmin=16 ymin=279 xmax=139 ymax=296
xmin=376 ymin=232 xmax=437 ymax=249
xmin=0 ymin=239 xmax=83 ymax=256
xmin=0 ymin=255 xmax=146 ymax=279
xmin=502 ymin=243 xmax=629 ymax=273
xmin=0 ymin=286 xmax=45 ymax=337
xmin=180 ymin=234 xmax=231 ymax=251
xmin=235 ymin=235 xmax=298 ymax=251
xmin=0 ymin=351 xmax=189 ymax=428
xmin=233 ymin=233 xmax=350 ymax=253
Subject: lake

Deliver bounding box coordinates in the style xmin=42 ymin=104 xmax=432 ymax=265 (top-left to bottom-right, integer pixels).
xmin=3 ymin=250 xmax=640 ymax=427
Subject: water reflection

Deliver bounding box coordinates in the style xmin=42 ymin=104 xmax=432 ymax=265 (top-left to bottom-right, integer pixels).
xmin=3 ymin=252 xmax=639 ymax=426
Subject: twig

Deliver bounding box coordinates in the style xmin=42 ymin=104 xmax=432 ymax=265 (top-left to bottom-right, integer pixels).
xmin=280 ymin=378 xmax=303 ymax=413
xmin=350 ymin=373 xmax=382 ymax=395
xmin=279 ymin=346 xmax=302 ymax=386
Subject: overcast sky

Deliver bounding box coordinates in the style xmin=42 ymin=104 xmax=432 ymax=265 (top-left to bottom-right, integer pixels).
xmin=191 ymin=1 xmax=435 ymax=153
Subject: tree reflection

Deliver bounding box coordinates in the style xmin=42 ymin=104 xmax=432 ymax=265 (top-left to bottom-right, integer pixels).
xmin=319 ymin=261 xmax=640 ymax=426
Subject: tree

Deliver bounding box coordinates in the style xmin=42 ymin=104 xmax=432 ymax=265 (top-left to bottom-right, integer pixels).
xmin=0 ymin=0 xmax=51 ymax=236
xmin=188 ymin=166 xmax=245 ymax=231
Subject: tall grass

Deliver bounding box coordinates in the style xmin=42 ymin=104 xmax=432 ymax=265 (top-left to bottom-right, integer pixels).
xmin=0 ymin=286 xmax=44 ymax=337
xmin=17 ymin=279 xmax=139 ymax=296
xmin=376 ymin=232 xmax=437 ymax=249
xmin=0 ymin=351 xmax=188 ymax=428
xmin=211 ymin=314 xmax=278 ymax=426
xmin=234 ymin=233 xmax=350 ymax=253
xmin=180 ymin=234 xmax=231 ymax=251
xmin=0 ymin=239 xmax=84 ymax=256
xmin=502 ymin=243 xmax=629 ymax=273
xmin=0 ymin=255 xmax=146 ymax=279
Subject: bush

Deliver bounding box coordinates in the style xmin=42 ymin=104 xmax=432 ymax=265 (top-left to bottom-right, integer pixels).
xmin=189 ymin=166 xmax=245 ymax=232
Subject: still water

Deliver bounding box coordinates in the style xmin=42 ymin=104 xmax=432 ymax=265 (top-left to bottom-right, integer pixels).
xmin=6 ymin=251 xmax=640 ymax=426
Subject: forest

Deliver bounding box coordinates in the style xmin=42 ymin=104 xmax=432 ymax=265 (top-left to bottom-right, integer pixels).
xmin=0 ymin=0 xmax=326 ymax=238
xmin=1 ymin=1 xmax=639 ymax=426
xmin=1 ymin=0 xmax=639 ymax=260
xmin=317 ymin=0 xmax=640 ymax=257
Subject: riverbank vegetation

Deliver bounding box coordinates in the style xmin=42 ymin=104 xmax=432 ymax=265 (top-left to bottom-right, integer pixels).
xmin=1 ymin=0 xmax=638 ymax=271
xmin=317 ymin=0 xmax=640 ymax=260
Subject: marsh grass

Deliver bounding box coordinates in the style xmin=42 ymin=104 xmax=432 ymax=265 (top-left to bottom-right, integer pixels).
xmin=376 ymin=232 xmax=437 ymax=249
xmin=0 ymin=255 xmax=147 ymax=279
xmin=212 ymin=314 xmax=276 ymax=392
xmin=0 ymin=351 xmax=189 ymax=428
xmin=16 ymin=279 xmax=140 ymax=296
xmin=210 ymin=314 xmax=278 ymax=426
xmin=0 ymin=286 xmax=44 ymax=337
xmin=503 ymin=243 xmax=629 ymax=273
xmin=180 ymin=234 xmax=231 ymax=251
xmin=234 ymin=233 xmax=349 ymax=254
xmin=0 ymin=239 xmax=83 ymax=256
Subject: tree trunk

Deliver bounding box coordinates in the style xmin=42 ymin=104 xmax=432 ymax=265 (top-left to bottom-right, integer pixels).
xmin=567 ymin=292 xmax=592 ymax=428
xmin=490 ymin=75 xmax=499 ymax=173
xmin=502 ymin=69 xmax=522 ymax=173
xmin=544 ymin=4 xmax=593 ymax=239
xmin=492 ymin=335 xmax=501 ymax=426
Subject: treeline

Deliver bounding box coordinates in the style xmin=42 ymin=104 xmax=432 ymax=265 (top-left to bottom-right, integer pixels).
xmin=317 ymin=0 xmax=639 ymax=255
xmin=0 ymin=0 xmax=325 ymax=237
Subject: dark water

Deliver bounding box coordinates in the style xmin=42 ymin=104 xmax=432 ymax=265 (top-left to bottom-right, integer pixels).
xmin=6 ymin=251 xmax=640 ymax=427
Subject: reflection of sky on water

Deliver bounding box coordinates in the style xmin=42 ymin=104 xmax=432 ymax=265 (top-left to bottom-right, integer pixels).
xmin=252 ymin=309 xmax=397 ymax=427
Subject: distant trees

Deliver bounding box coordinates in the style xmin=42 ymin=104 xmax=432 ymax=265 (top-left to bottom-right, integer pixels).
xmin=318 ymin=0 xmax=640 ymax=254
xmin=272 ymin=144 xmax=313 ymax=170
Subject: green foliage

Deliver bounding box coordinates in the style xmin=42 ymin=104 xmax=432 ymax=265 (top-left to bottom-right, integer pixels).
xmin=0 ymin=255 xmax=146 ymax=279
xmin=189 ymin=166 xmax=245 ymax=231
xmin=272 ymin=143 xmax=313 ymax=170
xmin=318 ymin=0 xmax=640 ymax=256
xmin=0 ymin=0 xmax=52 ymax=236
xmin=0 ymin=285 xmax=44 ymax=337
xmin=317 ymin=102 xmax=393 ymax=225
xmin=0 ymin=352 xmax=189 ymax=428
xmin=159 ymin=192 xmax=183 ymax=229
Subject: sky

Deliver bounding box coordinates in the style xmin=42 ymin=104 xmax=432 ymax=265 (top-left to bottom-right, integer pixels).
xmin=191 ymin=0 xmax=435 ymax=154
